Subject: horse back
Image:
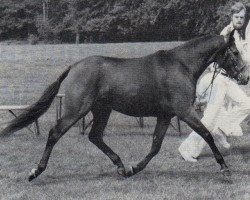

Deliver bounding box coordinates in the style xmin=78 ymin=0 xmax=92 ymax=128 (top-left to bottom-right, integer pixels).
xmin=66 ymin=51 xmax=194 ymax=117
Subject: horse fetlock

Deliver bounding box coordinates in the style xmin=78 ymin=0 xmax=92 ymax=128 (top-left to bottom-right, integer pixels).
xmin=132 ymin=165 xmax=141 ymax=175
xmin=117 ymin=165 xmax=139 ymax=178
xmin=221 ymin=166 xmax=231 ymax=177
xmin=28 ymin=166 xmax=45 ymax=181
xmin=125 ymin=165 xmax=141 ymax=177
xmin=113 ymin=156 xmax=123 ymax=166
xmin=28 ymin=168 xmax=39 ymax=181
xmin=117 ymin=166 xmax=126 ymax=177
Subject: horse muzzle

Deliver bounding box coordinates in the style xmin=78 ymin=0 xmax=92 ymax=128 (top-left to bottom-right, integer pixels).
xmin=237 ymin=76 xmax=249 ymax=85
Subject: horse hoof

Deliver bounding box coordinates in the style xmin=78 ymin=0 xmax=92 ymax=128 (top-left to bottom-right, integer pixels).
xmin=28 ymin=174 xmax=36 ymax=182
xmin=126 ymin=165 xmax=141 ymax=177
xmin=117 ymin=167 xmax=126 ymax=177
xmin=125 ymin=166 xmax=135 ymax=177
xmin=221 ymin=168 xmax=231 ymax=177
xmin=28 ymin=168 xmax=38 ymax=181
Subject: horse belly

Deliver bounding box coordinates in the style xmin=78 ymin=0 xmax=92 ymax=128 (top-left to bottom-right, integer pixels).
xmin=99 ymin=64 xmax=163 ymax=116
xmin=111 ymin=92 xmax=160 ymax=117
xmin=112 ymin=103 xmax=158 ymax=117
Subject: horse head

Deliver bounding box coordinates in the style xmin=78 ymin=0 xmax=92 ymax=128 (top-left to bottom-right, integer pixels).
xmin=216 ymin=30 xmax=249 ymax=85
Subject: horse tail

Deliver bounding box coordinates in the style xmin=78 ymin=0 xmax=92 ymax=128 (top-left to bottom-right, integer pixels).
xmin=0 ymin=66 xmax=72 ymax=137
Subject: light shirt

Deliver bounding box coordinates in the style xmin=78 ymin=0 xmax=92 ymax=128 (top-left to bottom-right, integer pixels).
xmin=220 ymin=21 xmax=250 ymax=65
xmin=243 ymin=20 xmax=250 ymax=65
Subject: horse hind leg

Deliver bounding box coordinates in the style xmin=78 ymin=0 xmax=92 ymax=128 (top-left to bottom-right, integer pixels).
xmin=28 ymin=100 xmax=92 ymax=181
xmin=88 ymin=107 xmax=127 ymax=177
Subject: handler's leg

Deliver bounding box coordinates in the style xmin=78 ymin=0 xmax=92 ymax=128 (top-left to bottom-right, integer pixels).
xmin=220 ymin=80 xmax=250 ymax=136
xmin=179 ymin=77 xmax=227 ymax=161
xmin=178 ymin=131 xmax=204 ymax=162
xmin=181 ymin=108 xmax=230 ymax=176
xmin=179 ymin=113 xmax=231 ymax=162
xmin=212 ymin=107 xmax=231 ymax=148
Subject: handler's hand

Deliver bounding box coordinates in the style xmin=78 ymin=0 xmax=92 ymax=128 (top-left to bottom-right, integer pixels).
xmin=220 ymin=22 xmax=234 ymax=41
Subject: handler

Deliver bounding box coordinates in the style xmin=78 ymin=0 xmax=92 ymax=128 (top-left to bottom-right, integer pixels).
xmin=178 ymin=2 xmax=250 ymax=162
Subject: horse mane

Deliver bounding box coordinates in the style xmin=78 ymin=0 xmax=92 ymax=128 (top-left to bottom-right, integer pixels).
xmin=174 ymin=34 xmax=223 ymax=50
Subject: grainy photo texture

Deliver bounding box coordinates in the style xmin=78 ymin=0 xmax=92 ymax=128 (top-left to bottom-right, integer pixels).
xmin=0 ymin=1 xmax=250 ymax=199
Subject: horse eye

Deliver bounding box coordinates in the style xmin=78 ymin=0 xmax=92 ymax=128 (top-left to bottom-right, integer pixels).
xmin=231 ymin=49 xmax=239 ymax=55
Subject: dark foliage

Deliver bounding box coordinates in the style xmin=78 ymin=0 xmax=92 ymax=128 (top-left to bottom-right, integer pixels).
xmin=0 ymin=0 xmax=249 ymax=43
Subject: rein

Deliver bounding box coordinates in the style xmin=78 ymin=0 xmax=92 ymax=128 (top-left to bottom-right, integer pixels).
xmin=208 ymin=64 xmax=220 ymax=102
xmin=197 ymin=45 xmax=245 ymax=106
xmin=197 ymin=63 xmax=220 ymax=105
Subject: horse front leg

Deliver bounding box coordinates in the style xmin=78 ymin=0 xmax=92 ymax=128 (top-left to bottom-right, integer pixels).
xmin=127 ymin=116 xmax=170 ymax=177
xmin=180 ymin=108 xmax=231 ymax=176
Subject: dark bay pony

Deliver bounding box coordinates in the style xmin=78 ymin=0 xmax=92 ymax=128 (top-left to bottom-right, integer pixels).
xmin=1 ymin=32 xmax=248 ymax=181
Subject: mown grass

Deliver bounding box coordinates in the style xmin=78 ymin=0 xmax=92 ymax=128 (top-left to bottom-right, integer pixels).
xmin=0 ymin=42 xmax=249 ymax=200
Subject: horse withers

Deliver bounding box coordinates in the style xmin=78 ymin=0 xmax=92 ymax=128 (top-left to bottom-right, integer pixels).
xmin=1 ymin=31 xmax=248 ymax=181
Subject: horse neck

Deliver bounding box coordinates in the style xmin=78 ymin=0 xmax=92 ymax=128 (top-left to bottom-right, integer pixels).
xmin=180 ymin=36 xmax=225 ymax=81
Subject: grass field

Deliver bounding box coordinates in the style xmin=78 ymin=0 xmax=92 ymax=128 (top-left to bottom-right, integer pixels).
xmin=0 ymin=42 xmax=250 ymax=200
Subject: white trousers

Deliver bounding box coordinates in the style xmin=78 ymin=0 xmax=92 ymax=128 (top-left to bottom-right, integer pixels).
xmin=179 ymin=72 xmax=250 ymax=159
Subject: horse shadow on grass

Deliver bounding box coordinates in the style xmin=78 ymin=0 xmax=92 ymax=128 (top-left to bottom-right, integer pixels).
xmin=32 ymin=144 xmax=250 ymax=186
xmin=130 ymin=169 xmax=235 ymax=184
xmin=32 ymin=167 xmax=236 ymax=186
xmin=33 ymin=170 xmax=123 ymax=186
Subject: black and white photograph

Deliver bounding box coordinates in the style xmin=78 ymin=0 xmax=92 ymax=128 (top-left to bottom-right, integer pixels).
xmin=0 ymin=0 xmax=250 ymax=199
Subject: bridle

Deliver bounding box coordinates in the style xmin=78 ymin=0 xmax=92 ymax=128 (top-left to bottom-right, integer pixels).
xmin=220 ymin=47 xmax=247 ymax=80
xmin=197 ymin=45 xmax=246 ymax=104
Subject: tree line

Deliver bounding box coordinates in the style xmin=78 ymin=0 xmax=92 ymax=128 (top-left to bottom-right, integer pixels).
xmin=0 ymin=0 xmax=249 ymax=44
